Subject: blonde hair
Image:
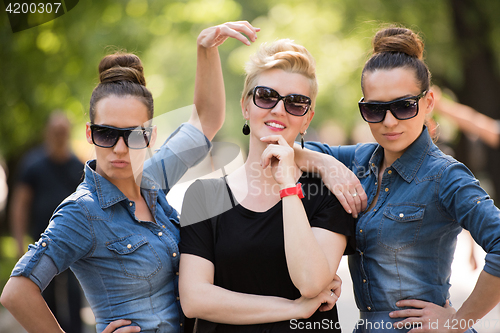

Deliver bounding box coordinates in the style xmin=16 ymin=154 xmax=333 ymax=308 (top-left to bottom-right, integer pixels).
xmin=241 ymin=39 xmax=318 ymax=109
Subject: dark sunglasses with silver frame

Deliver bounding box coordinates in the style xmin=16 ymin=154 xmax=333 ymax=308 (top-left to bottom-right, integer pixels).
xmin=251 ymin=86 xmax=311 ymax=117
xmin=358 ymin=90 xmax=428 ymax=123
xmin=90 ymin=124 xmax=153 ymax=149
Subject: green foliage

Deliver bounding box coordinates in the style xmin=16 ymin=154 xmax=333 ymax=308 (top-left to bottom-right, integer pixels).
xmin=0 ymin=0 xmax=499 ymax=158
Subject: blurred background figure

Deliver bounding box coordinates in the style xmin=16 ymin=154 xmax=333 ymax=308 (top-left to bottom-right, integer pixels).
xmin=434 ymin=85 xmax=500 ymax=150
xmin=9 ymin=111 xmax=84 ymax=333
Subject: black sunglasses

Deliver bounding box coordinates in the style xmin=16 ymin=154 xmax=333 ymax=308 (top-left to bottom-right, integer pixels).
xmin=252 ymin=86 xmax=311 ymax=117
xmin=90 ymin=124 xmax=153 ymax=149
xmin=358 ymin=91 xmax=428 ymax=123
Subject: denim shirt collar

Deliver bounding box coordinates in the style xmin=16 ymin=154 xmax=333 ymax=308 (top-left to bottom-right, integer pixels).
xmin=367 ymin=126 xmax=432 ymax=183
xmin=84 ymin=160 xmax=160 ymax=211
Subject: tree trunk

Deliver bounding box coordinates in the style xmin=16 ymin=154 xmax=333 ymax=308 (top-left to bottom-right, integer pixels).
xmin=449 ymin=0 xmax=500 ymax=199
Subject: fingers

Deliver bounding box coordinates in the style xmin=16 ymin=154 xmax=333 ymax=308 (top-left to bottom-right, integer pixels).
xmin=260 ymin=136 xmax=292 ymax=169
xmin=260 ymin=135 xmax=289 ymax=146
xmin=260 ymin=144 xmax=295 ymax=180
xmin=114 ymin=326 xmax=141 ymax=333
xmin=331 ymin=187 xmax=353 ymax=216
xmin=330 ymin=184 xmax=358 ymax=217
xmin=217 ymin=25 xmax=250 ymax=46
xmin=101 ymin=320 xmax=140 ymax=333
xmin=355 ymin=183 xmax=367 ymax=211
xmin=321 ymin=174 xmax=365 ymax=218
xmin=319 ymin=288 xmax=339 ymax=312
xmin=390 ymin=308 xmax=424 ymax=319
xmin=222 ymin=21 xmax=259 ymax=43
xmin=330 ymin=275 xmax=342 ymax=298
xmin=395 ymin=299 xmax=429 ymax=309
xmin=201 ymin=21 xmax=260 ymax=48
xmin=344 ymin=182 xmax=367 ymax=217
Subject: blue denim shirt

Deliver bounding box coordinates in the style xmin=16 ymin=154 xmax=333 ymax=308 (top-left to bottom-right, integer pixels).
xmin=11 ymin=123 xmax=211 ymax=333
xmin=306 ymin=127 xmax=500 ymax=313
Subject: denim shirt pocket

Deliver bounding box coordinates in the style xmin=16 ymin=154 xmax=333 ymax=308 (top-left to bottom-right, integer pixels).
xmin=378 ymin=204 xmax=425 ymax=251
xmin=106 ymin=234 xmax=162 ymax=279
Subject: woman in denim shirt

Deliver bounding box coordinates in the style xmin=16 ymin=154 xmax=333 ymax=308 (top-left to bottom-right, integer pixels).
xmin=294 ymin=26 xmax=500 ymax=332
xmin=0 ymin=22 xmax=259 ymax=333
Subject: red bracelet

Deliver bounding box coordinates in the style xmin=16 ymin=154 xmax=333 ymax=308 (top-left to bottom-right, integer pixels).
xmin=279 ymin=183 xmax=304 ymax=199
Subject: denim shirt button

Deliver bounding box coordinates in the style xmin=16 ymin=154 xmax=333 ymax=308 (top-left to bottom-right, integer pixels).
xmin=172 ymin=253 xmax=177 ymax=257
xmin=388 ymin=170 xmax=392 ymax=174
xmin=127 ymin=244 xmax=132 ymax=249
xmin=129 ymin=202 xmax=133 ymax=207
xmin=158 ymin=232 xmax=163 ymax=237
xmin=385 ymin=188 xmax=389 ymax=192
xmin=399 ymin=213 xmax=404 ymax=218
xmin=42 ymin=242 xmax=47 ymax=247
xmin=367 ymin=306 xmax=372 ymax=311
xmin=359 ymin=229 xmax=363 ymax=233
xmin=363 ymin=279 xmax=367 ymax=283
xmin=176 ymin=271 xmax=179 ymax=275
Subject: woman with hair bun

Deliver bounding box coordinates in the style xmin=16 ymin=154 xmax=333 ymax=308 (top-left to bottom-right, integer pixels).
xmin=295 ymin=26 xmax=500 ymax=332
xmin=178 ymin=37 xmax=355 ymax=332
xmin=0 ymin=21 xmax=259 ymax=333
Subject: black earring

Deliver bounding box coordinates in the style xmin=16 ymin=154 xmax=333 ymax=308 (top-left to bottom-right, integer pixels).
xmin=242 ymin=120 xmax=250 ymax=135
xmin=300 ymin=130 xmax=306 ymax=149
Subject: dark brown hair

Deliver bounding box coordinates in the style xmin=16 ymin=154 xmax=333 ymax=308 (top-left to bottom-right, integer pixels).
xmin=89 ymin=52 xmax=154 ymax=122
xmin=361 ymin=26 xmax=431 ymax=93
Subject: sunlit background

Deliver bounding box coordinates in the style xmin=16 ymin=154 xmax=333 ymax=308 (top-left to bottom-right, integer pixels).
xmin=1 ymin=0 xmax=500 ymax=331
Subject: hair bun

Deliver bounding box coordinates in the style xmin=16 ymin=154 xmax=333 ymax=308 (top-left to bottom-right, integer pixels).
xmin=98 ymin=52 xmax=146 ymax=86
xmin=372 ymin=27 xmax=424 ymax=60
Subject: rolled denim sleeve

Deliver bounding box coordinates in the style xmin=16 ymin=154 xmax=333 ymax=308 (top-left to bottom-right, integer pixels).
xmin=143 ymin=123 xmax=212 ymax=191
xmin=10 ymin=198 xmax=93 ymax=289
xmin=439 ymin=162 xmax=500 ymax=277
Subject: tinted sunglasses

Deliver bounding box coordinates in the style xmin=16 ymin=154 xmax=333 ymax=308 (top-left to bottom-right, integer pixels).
xmin=90 ymin=124 xmax=153 ymax=149
xmin=358 ymin=91 xmax=428 ymax=123
xmin=252 ymin=86 xmax=311 ymax=116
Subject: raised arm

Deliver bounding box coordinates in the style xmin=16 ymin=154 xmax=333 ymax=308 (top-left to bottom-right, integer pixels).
xmin=143 ymin=22 xmax=259 ymax=189
xmin=433 ymin=85 xmax=500 ymax=149
xmin=189 ymin=21 xmax=260 ymax=140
